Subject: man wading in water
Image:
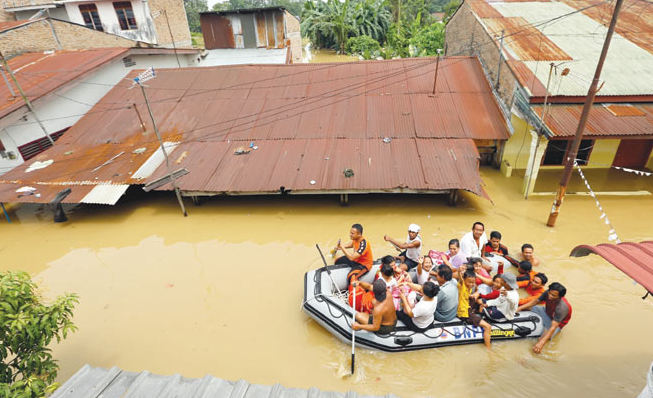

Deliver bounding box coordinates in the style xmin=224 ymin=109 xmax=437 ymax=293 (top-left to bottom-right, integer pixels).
xmin=334 ymin=223 xmax=373 ymax=285
xmin=352 ymin=279 xmax=397 ymax=334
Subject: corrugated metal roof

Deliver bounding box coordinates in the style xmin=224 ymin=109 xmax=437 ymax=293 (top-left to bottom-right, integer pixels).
xmin=531 ymin=103 xmax=653 ymax=137
xmin=52 ymin=365 xmax=401 ymax=398
xmin=570 ymin=241 xmax=653 ymax=294
xmin=0 ymin=57 xmax=508 ymax=204
xmin=0 ymin=48 xmax=130 ymax=120
xmin=468 ymin=0 xmax=653 ymax=98
xmin=0 ymin=19 xmax=41 ymax=33
xmin=198 ymin=49 xmax=287 ymax=66
xmin=146 ymin=138 xmax=484 ymax=195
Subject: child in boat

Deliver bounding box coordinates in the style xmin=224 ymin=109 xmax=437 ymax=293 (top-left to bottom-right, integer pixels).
xmin=480 ymin=273 xmax=520 ymax=321
xmin=390 ymin=257 xmax=416 ymax=310
xmin=471 ymin=274 xmax=503 ymax=301
xmin=442 ymin=239 xmax=467 ymax=270
xmin=516 ymin=260 xmax=535 ymax=288
xmin=456 ymin=268 xmax=493 ymax=349
xmin=417 ymin=255 xmax=436 ymax=285
xmin=519 ymin=272 xmax=548 ymax=306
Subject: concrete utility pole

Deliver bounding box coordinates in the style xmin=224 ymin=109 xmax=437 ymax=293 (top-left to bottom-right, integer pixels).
xmin=495 ymin=30 xmax=505 ymax=89
xmin=546 ymin=0 xmax=624 ymax=227
xmin=133 ymin=68 xmax=187 ymax=217
xmin=0 ymin=51 xmax=54 ymax=146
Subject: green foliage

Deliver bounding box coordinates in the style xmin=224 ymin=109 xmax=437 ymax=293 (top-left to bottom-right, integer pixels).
xmin=301 ymin=0 xmax=391 ymax=51
xmin=345 ymin=35 xmax=380 ymax=54
xmin=211 ymin=0 xmax=306 ymax=16
xmin=409 ymin=22 xmax=444 ymax=56
xmin=0 ymin=272 xmax=78 ymax=398
xmin=301 ymin=0 xmax=444 ymax=58
xmin=191 ymin=32 xmax=205 ymax=49
xmin=443 ymin=0 xmax=461 ymax=19
xmin=184 ymin=0 xmax=209 ymax=33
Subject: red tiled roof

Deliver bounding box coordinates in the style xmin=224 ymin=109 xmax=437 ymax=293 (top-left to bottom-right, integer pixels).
xmin=532 ymin=103 xmax=653 ymax=138
xmin=0 ymin=57 xmax=509 ymax=204
xmin=570 ymin=242 xmax=653 ymax=294
xmin=0 ymin=48 xmax=130 ymax=120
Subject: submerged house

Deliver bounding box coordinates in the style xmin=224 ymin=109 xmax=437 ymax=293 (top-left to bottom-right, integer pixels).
xmin=0 ymin=57 xmax=511 ymax=206
xmin=0 ymin=47 xmax=199 ymax=175
xmin=445 ymin=0 xmax=653 ymax=196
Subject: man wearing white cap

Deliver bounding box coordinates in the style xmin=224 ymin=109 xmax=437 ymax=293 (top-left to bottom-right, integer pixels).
xmin=383 ymin=224 xmax=422 ymax=271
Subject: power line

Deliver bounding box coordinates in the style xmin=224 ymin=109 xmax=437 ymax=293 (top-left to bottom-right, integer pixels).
xmin=0 ymin=0 xmax=618 ymax=175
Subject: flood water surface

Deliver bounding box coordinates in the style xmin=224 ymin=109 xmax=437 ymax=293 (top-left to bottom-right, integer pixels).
xmin=1 ymin=169 xmax=653 ymax=397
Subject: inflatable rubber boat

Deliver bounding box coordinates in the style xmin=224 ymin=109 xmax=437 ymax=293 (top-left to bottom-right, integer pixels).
xmin=303 ymin=261 xmax=546 ymax=352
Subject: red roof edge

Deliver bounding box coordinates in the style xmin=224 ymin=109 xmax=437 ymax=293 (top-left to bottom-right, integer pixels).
xmin=570 ymin=241 xmax=653 ymax=294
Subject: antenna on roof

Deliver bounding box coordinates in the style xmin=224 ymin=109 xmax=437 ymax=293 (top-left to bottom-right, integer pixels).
xmin=133 ymin=68 xmax=188 ymax=217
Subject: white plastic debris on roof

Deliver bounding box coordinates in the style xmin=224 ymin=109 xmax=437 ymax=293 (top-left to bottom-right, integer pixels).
xmin=131 ymin=142 xmax=179 ymax=180
xmin=80 ymin=184 xmax=130 ymax=205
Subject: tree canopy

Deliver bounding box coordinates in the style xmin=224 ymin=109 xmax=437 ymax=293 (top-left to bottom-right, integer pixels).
xmin=0 ymin=271 xmax=78 ymax=398
xmin=301 ymin=0 xmax=446 ymax=58
xmin=184 ymin=0 xmax=209 ymax=33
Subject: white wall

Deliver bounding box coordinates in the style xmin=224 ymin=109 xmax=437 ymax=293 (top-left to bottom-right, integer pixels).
xmin=0 ymin=52 xmax=197 ymax=175
xmin=64 ymin=0 xmax=158 ymax=43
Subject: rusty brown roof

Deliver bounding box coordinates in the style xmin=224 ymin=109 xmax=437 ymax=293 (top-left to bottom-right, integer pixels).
xmin=0 ymin=48 xmax=130 ymax=120
xmin=532 ymin=103 xmax=653 ymax=138
xmin=0 ymin=57 xmax=509 ymax=204
xmin=0 ymin=19 xmax=39 ymax=32
xmin=570 ymin=241 xmax=653 ymax=294
xmin=466 ymin=0 xmax=653 ymax=99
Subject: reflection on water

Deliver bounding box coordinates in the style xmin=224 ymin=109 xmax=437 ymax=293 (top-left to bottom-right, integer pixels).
xmin=1 ymin=169 xmax=653 ymax=398
xmin=303 ymin=43 xmax=359 ymax=63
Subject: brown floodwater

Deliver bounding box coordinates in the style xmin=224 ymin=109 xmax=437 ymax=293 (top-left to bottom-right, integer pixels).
xmin=303 ymin=46 xmax=360 ymax=63
xmin=1 ymin=168 xmax=653 ymax=398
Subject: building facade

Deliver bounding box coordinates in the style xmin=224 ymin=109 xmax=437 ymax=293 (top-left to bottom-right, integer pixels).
xmin=199 ymin=7 xmax=302 ymax=63
xmin=446 ymin=0 xmax=653 ymax=196
xmin=0 ymin=0 xmax=191 ymax=48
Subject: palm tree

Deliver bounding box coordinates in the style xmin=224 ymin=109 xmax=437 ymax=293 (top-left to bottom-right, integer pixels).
xmin=352 ymin=0 xmax=392 ymax=43
xmin=302 ymin=0 xmax=392 ymax=53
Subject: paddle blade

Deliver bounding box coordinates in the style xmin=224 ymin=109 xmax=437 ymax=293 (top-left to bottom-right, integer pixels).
xmin=351 ymin=354 xmax=355 ymax=375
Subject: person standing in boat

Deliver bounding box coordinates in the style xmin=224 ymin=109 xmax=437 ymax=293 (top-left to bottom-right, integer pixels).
xmin=335 ymin=223 xmax=374 ymax=285
xmin=352 ymin=279 xmax=397 ymax=334
xmin=383 ymin=224 xmax=422 ymax=271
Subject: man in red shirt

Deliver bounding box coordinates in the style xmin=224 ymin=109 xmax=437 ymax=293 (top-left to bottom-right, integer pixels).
xmin=518 ymin=282 xmax=571 ymax=354
xmin=335 ymin=223 xmax=374 ymax=285
xmin=483 ymin=231 xmax=509 ymax=257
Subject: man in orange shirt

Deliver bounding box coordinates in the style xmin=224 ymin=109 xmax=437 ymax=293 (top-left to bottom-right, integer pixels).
xmin=518 ymin=272 xmax=548 ymax=306
xmin=335 ymin=223 xmax=374 ymax=285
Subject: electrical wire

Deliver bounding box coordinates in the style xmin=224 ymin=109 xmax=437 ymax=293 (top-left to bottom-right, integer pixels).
xmin=0 ymin=0 xmax=620 ymax=178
